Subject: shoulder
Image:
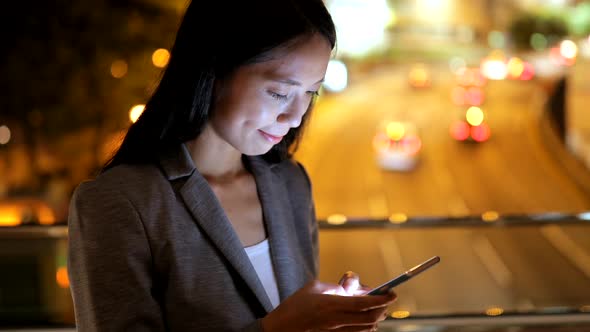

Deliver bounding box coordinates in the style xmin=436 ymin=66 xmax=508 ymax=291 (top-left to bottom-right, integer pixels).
xmin=72 ymin=163 xmax=168 ymax=211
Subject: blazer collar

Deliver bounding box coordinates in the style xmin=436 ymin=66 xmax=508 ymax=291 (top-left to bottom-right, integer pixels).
xmin=247 ymin=156 xmax=309 ymax=300
xmin=158 ymin=144 xmax=306 ymax=313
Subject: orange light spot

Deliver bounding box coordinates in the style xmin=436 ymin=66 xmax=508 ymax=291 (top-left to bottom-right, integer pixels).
xmin=56 ymin=267 xmax=69 ymax=288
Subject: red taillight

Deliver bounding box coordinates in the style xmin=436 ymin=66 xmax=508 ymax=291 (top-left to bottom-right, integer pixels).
xmin=465 ymin=87 xmax=485 ymax=106
xmin=450 ymin=121 xmax=470 ymax=141
xmin=471 ymin=123 xmax=491 ymax=142
xmin=401 ymin=134 xmax=422 ymax=155
xmin=519 ymin=62 xmax=535 ymax=81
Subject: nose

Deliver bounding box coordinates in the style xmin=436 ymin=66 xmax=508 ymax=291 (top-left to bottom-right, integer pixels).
xmin=277 ymin=97 xmax=307 ymax=128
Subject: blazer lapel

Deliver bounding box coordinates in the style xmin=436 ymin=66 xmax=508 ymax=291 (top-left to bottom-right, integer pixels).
xmin=159 ymin=144 xmax=274 ymax=314
xmin=246 ymin=156 xmax=307 ymax=301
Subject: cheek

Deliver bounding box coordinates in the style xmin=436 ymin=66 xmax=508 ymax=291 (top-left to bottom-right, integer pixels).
xmin=241 ymin=94 xmax=281 ymax=126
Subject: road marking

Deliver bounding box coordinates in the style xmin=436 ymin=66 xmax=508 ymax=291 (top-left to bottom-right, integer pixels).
xmin=540 ymin=225 xmax=590 ymax=279
xmin=472 ymin=235 xmax=513 ymax=289
xmin=430 ymin=158 xmax=470 ymax=217
xmin=448 ymin=196 xmax=470 ymax=217
xmin=378 ymin=235 xmax=406 ymax=277
xmin=378 ymin=236 xmax=418 ymax=311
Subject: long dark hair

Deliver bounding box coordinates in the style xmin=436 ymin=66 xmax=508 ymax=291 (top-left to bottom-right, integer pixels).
xmin=104 ymin=0 xmax=336 ymax=170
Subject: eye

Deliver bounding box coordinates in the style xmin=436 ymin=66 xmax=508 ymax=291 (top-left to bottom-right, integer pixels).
xmin=307 ymin=90 xmax=320 ymax=97
xmin=268 ymin=91 xmax=288 ymax=101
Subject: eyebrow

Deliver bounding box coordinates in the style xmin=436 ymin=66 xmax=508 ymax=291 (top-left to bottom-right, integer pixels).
xmin=273 ymin=77 xmax=325 ymax=86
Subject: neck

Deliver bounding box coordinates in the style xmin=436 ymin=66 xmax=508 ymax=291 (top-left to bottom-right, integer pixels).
xmin=185 ymin=125 xmax=245 ymax=182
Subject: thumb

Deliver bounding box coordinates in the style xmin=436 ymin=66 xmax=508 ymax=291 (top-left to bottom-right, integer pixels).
xmin=338 ymin=271 xmax=361 ymax=295
xmin=307 ymin=280 xmax=348 ymax=296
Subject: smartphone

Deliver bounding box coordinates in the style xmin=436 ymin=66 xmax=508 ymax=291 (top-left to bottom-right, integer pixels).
xmin=366 ymin=256 xmax=440 ymax=295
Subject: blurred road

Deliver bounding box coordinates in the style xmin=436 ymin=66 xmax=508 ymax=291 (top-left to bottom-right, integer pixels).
xmin=295 ymin=63 xmax=590 ymax=219
xmin=293 ymin=63 xmax=590 ymax=318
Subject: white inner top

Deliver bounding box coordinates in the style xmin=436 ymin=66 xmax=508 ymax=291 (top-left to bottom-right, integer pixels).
xmin=244 ymin=239 xmax=280 ymax=308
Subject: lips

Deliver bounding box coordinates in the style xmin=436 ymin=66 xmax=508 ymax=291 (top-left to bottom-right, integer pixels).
xmin=258 ymin=130 xmax=284 ymax=144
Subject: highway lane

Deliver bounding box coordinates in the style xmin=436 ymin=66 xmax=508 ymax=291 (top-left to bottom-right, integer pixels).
xmin=295 ymin=64 xmax=590 ymax=218
xmin=296 ymin=63 xmax=590 ymax=317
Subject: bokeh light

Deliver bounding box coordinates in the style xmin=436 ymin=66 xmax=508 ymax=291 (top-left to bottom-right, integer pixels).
xmin=450 ymin=121 xmax=470 ymax=141
xmin=373 ymin=132 xmax=390 ymax=151
xmin=530 ymin=33 xmax=548 ymax=51
xmin=37 ymin=205 xmax=56 ymax=225
xmin=466 ymin=106 xmax=484 ymax=126
xmin=560 ymin=40 xmax=578 ymax=59
xmin=401 ymin=134 xmax=422 ymax=155
xmin=519 ymin=62 xmax=535 ymax=81
xmin=0 ymin=206 xmax=22 ymax=226
xmin=0 ymin=125 xmax=11 ymax=145
xmin=488 ymin=30 xmax=505 ymax=49
xmin=408 ymin=64 xmax=430 ymax=88
xmin=486 ymin=307 xmax=504 ymax=316
xmin=551 ymin=46 xmax=576 ymax=66
xmin=482 ymin=211 xmax=500 ymax=222
xmin=389 ymin=213 xmax=408 ymax=224
xmin=481 ymin=57 xmax=508 ymax=80
xmin=129 ymin=104 xmax=146 ymax=123
xmin=391 ymin=310 xmax=411 ymax=319
xmin=152 ymin=48 xmax=170 ymax=68
xmin=56 ymin=267 xmax=69 ymax=288
xmin=386 ymin=122 xmax=405 ymax=141
xmin=110 ymin=60 xmax=128 ymax=78
xmin=465 ymin=87 xmax=485 ymax=106
xmin=326 ymin=214 xmax=348 ymax=225
xmin=324 ymin=60 xmax=348 ymax=92
xmin=328 ymin=0 xmax=392 ymax=57
xmin=507 ymin=57 xmax=525 ymax=79
xmin=471 ymin=123 xmax=491 ymax=142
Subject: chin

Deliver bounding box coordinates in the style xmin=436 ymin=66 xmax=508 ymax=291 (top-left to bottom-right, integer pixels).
xmin=239 ymin=144 xmax=274 ymax=156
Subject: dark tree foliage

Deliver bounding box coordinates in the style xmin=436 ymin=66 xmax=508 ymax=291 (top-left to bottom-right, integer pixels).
xmin=0 ymin=0 xmax=179 ymax=182
xmin=508 ymin=13 xmax=568 ymax=51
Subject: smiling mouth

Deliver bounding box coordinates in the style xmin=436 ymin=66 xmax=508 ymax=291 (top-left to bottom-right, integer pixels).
xmin=258 ymin=130 xmax=284 ymax=144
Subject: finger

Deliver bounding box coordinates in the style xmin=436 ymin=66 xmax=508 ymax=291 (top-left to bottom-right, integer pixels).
xmin=326 ymin=291 xmax=397 ymax=312
xmin=338 ymin=271 xmax=361 ymax=295
xmin=363 ymin=291 xmax=397 ymax=310
xmin=325 ymin=307 xmax=389 ymax=327
xmin=308 ymin=280 xmax=348 ymax=296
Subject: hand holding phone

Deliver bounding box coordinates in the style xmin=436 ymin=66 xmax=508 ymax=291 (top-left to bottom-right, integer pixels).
xmin=366 ymin=256 xmax=440 ymax=295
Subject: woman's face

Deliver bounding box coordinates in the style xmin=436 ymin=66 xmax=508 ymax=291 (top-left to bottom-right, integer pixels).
xmin=209 ymin=34 xmax=332 ymax=156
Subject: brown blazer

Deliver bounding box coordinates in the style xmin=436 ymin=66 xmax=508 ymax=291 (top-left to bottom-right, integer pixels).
xmin=67 ymin=143 xmax=318 ymax=331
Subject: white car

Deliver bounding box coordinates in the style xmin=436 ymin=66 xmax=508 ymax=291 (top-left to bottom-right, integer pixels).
xmin=373 ymin=121 xmax=422 ymax=171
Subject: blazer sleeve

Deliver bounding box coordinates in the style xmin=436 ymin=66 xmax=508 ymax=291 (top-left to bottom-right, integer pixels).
xmin=67 ymin=181 xmax=166 ymax=332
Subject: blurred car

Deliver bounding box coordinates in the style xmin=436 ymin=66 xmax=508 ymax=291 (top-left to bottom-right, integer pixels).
xmin=451 ymin=85 xmax=485 ymax=106
xmin=408 ymin=63 xmax=431 ymax=88
xmin=450 ymin=106 xmax=491 ymax=143
xmin=373 ymin=121 xmax=422 ymax=171
xmin=0 ymin=198 xmax=57 ymax=227
xmin=454 ymin=67 xmax=486 ymax=87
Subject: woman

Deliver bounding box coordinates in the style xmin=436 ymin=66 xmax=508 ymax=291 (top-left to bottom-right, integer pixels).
xmin=67 ymin=0 xmax=396 ymax=331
